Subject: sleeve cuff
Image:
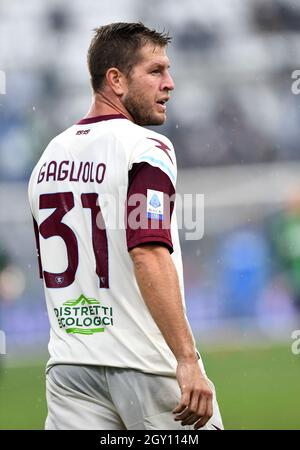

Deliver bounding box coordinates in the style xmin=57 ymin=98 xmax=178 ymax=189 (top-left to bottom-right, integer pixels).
xmin=127 ymin=236 xmax=174 ymax=254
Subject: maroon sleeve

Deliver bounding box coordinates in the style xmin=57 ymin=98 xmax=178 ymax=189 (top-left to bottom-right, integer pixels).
xmin=126 ymin=162 xmax=175 ymax=254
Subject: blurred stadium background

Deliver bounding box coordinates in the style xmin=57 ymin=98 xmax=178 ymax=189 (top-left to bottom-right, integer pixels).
xmin=1 ymin=0 xmax=300 ymax=429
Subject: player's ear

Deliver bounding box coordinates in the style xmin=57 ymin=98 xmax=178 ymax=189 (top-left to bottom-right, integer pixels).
xmin=106 ymin=68 xmax=127 ymax=96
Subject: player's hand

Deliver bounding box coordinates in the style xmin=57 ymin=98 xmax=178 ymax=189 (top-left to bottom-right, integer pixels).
xmin=173 ymin=361 xmax=213 ymax=429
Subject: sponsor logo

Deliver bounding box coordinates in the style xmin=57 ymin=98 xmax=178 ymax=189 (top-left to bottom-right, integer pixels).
xmin=54 ymin=294 xmax=113 ymax=335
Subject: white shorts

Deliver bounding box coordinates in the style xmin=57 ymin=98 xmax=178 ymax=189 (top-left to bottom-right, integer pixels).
xmin=45 ymin=364 xmax=223 ymax=430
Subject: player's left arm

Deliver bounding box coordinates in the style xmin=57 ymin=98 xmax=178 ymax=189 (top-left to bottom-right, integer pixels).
xmin=130 ymin=244 xmax=213 ymax=429
xmin=127 ymin=140 xmax=213 ymax=428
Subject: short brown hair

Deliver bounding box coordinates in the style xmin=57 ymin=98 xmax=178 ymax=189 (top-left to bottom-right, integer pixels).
xmin=87 ymin=22 xmax=172 ymax=92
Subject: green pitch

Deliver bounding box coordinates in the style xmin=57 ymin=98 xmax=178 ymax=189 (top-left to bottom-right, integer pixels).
xmin=0 ymin=344 xmax=299 ymax=429
xmin=204 ymin=344 xmax=300 ymax=430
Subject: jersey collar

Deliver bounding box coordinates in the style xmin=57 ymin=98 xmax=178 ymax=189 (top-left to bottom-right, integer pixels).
xmin=77 ymin=114 xmax=127 ymax=125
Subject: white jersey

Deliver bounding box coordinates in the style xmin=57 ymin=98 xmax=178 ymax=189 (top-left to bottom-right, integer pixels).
xmin=28 ymin=114 xmax=193 ymax=376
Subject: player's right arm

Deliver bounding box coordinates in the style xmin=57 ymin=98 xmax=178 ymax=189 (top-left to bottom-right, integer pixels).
xmin=130 ymin=243 xmax=213 ymax=429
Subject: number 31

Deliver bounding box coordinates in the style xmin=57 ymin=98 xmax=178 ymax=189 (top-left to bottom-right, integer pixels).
xmin=34 ymin=192 xmax=109 ymax=289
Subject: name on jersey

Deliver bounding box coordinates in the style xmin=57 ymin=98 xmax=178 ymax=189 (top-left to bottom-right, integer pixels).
xmin=37 ymin=160 xmax=106 ymax=184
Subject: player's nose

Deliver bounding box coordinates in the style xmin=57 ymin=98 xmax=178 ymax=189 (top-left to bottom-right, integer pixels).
xmin=162 ymin=71 xmax=175 ymax=91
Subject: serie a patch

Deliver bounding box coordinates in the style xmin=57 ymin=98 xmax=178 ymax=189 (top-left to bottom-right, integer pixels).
xmin=147 ymin=189 xmax=164 ymax=220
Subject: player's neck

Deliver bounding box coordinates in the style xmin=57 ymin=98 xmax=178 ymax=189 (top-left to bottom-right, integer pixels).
xmin=84 ymin=91 xmax=134 ymax=122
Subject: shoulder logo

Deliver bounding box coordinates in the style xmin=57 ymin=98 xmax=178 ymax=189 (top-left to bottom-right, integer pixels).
xmin=147 ymin=189 xmax=164 ymax=221
xmin=147 ymin=137 xmax=174 ymax=165
xmin=149 ymin=193 xmax=161 ymax=209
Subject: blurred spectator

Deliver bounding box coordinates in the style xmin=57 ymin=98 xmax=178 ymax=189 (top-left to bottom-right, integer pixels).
xmin=46 ymin=7 xmax=71 ymax=34
xmin=0 ymin=245 xmax=10 ymax=298
xmin=0 ymin=243 xmax=10 ymax=370
xmin=219 ymin=229 xmax=270 ymax=317
xmin=171 ymin=96 xmax=274 ymax=167
xmin=252 ymin=0 xmax=300 ymax=33
xmin=1 ymin=0 xmax=300 ymax=175
xmin=270 ymin=189 xmax=300 ymax=312
xmin=177 ymin=21 xmax=218 ymax=51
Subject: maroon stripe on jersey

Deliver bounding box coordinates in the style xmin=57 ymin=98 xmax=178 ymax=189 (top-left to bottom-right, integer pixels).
xmin=126 ymin=162 xmax=175 ymax=254
xmin=32 ymin=215 xmax=43 ymax=279
xmin=77 ymin=114 xmax=127 ymax=125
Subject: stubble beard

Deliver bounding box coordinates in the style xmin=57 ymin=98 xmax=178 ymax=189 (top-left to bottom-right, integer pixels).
xmin=123 ymin=88 xmax=165 ymax=127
